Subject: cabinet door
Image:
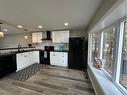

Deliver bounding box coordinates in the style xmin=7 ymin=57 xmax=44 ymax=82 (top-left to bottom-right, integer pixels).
xmin=16 ymin=53 xmax=27 ymax=71
xmin=55 ymin=52 xmax=68 ymax=67
xmin=62 ymin=31 xmax=69 ymax=43
xmin=52 ymin=31 xmax=60 ymax=43
xmin=52 ymin=30 xmax=69 ymax=43
xmin=27 ymin=52 xmax=33 ymax=65
xmin=22 ymin=53 xmax=30 ymax=68
xmin=62 ymin=52 xmax=68 ymax=67
xmin=50 ymin=52 xmax=68 ymax=67
xmin=32 ymin=32 xmax=42 ymax=43
xmin=53 ymin=52 xmax=61 ymax=66
xmin=50 ymin=52 xmax=56 ymax=65
xmin=33 ymin=51 xmax=40 ymax=64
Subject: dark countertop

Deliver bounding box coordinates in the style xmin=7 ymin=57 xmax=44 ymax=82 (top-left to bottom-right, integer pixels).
xmin=0 ymin=49 xmax=40 ymax=56
xmin=0 ymin=47 xmax=35 ymax=50
xmin=0 ymin=49 xmax=69 ymax=56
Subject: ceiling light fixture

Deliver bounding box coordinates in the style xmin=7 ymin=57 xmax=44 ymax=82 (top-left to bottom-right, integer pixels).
xmin=18 ymin=25 xmax=23 ymax=28
xmin=38 ymin=25 xmax=43 ymax=28
xmin=24 ymin=36 xmax=28 ymax=39
xmin=64 ymin=23 xmax=69 ymax=26
xmin=3 ymin=29 xmax=8 ymax=32
xmin=0 ymin=23 xmax=4 ymax=37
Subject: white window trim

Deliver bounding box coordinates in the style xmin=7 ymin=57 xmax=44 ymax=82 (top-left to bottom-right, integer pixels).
xmin=88 ymin=33 xmax=93 ymax=65
xmin=115 ymin=20 xmax=127 ymax=94
xmin=89 ymin=20 xmax=127 ymax=95
xmin=101 ymin=20 xmax=127 ymax=94
xmin=99 ymin=32 xmax=103 ymax=59
xmin=114 ymin=21 xmax=124 ymax=82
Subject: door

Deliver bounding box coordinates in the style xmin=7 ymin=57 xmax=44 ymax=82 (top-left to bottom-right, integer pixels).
xmin=68 ymin=37 xmax=84 ymax=70
xmin=50 ymin=52 xmax=56 ymax=65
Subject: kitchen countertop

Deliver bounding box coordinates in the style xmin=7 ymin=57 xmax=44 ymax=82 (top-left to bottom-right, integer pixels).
xmin=39 ymin=49 xmax=68 ymax=52
xmin=0 ymin=49 xmax=40 ymax=56
xmin=0 ymin=49 xmax=69 ymax=56
xmin=0 ymin=47 xmax=35 ymax=50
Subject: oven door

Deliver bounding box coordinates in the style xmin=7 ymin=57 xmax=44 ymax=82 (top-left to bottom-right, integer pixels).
xmin=40 ymin=51 xmax=50 ymax=65
xmin=44 ymin=51 xmax=48 ymax=58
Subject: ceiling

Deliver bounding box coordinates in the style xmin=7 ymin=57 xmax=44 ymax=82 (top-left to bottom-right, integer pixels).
xmin=0 ymin=0 xmax=102 ymax=34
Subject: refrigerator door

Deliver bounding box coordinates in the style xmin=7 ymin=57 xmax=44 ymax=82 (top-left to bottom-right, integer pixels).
xmin=68 ymin=37 xmax=85 ymax=70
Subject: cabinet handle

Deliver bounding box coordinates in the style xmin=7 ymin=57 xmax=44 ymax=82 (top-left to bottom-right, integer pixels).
xmin=24 ymin=55 xmax=27 ymax=57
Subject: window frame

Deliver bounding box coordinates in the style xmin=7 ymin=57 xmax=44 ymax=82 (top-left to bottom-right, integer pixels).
xmin=89 ymin=19 xmax=127 ymax=94
xmin=88 ymin=33 xmax=99 ymax=65
xmin=115 ymin=20 xmax=127 ymax=94
xmin=101 ymin=26 xmax=116 ymax=76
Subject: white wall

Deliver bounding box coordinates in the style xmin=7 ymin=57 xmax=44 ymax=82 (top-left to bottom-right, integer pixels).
xmin=70 ymin=30 xmax=88 ymax=40
xmin=0 ymin=33 xmax=31 ymax=48
xmin=88 ymin=0 xmax=125 ymax=33
xmin=88 ymin=0 xmax=118 ymax=30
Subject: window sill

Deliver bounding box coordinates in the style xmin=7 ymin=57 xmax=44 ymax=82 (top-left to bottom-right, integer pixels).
xmin=87 ymin=64 xmax=124 ymax=95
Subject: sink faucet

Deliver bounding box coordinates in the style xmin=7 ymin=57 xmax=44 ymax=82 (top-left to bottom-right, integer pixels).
xmin=18 ymin=44 xmax=22 ymax=51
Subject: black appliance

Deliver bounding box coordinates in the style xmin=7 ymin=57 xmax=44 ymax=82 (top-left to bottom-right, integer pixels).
xmin=68 ymin=37 xmax=88 ymax=70
xmin=42 ymin=31 xmax=52 ymax=40
xmin=40 ymin=46 xmax=54 ymax=65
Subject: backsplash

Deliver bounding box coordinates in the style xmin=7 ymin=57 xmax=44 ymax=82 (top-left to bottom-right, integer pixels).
xmin=33 ymin=40 xmax=69 ymax=51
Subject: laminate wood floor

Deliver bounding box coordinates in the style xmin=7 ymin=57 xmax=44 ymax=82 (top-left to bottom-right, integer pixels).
xmin=0 ymin=65 xmax=95 ymax=95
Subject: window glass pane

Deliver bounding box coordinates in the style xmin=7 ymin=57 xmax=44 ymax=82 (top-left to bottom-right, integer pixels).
xmin=92 ymin=34 xmax=99 ymax=64
xmin=103 ymin=27 xmax=115 ymax=74
xmin=120 ymin=22 xmax=127 ymax=89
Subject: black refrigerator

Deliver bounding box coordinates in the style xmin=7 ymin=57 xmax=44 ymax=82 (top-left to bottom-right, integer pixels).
xmin=68 ymin=37 xmax=88 ymax=70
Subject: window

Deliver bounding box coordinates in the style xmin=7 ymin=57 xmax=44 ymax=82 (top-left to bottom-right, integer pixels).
xmin=120 ymin=22 xmax=127 ymax=90
xmin=89 ymin=20 xmax=127 ymax=94
xmin=102 ymin=27 xmax=115 ymax=74
xmin=91 ymin=33 xmax=99 ymax=64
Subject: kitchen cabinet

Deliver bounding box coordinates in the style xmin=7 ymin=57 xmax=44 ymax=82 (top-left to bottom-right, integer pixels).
xmin=52 ymin=30 xmax=69 ymax=43
xmin=32 ymin=51 xmax=40 ymax=63
xmin=32 ymin=32 xmax=42 ymax=43
xmin=50 ymin=52 xmax=68 ymax=67
xmin=0 ymin=54 xmax=16 ymax=77
xmin=16 ymin=51 xmax=39 ymax=71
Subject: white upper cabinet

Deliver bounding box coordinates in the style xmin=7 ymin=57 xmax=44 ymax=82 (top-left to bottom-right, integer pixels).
xmin=52 ymin=30 xmax=69 ymax=43
xmin=32 ymin=32 xmax=42 ymax=43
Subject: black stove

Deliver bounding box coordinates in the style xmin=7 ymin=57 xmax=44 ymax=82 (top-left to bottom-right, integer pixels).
xmin=40 ymin=46 xmax=54 ymax=65
xmin=44 ymin=46 xmax=54 ymax=51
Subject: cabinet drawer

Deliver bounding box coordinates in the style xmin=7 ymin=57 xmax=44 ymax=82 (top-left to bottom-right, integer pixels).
xmin=50 ymin=52 xmax=68 ymax=67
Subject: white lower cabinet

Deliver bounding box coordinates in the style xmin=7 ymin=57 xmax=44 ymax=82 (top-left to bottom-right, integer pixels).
xmin=50 ymin=52 xmax=68 ymax=67
xmin=33 ymin=51 xmax=40 ymax=63
xmin=16 ymin=51 xmax=39 ymax=71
